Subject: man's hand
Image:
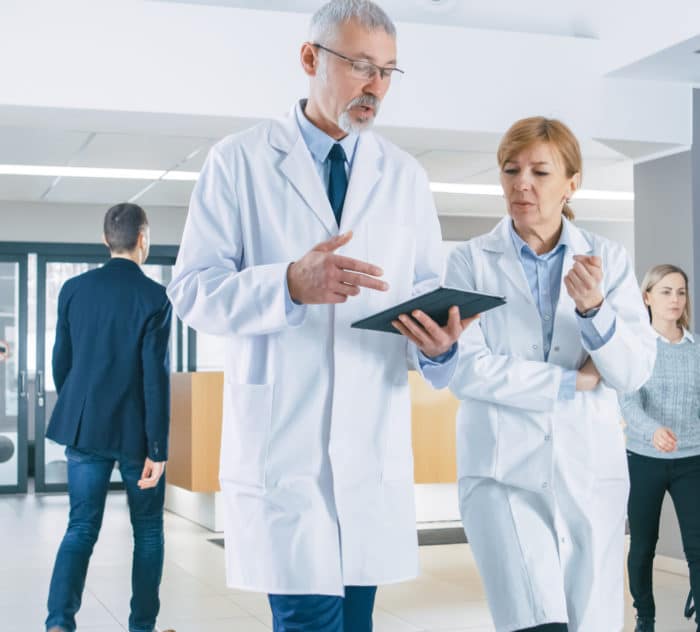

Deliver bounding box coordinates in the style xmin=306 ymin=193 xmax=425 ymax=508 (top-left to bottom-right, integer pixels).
xmin=653 ymin=427 xmax=678 ymax=453
xmin=576 ymin=356 xmax=601 ymax=392
xmin=564 ymin=255 xmax=604 ymax=313
xmin=138 ymin=458 xmax=166 ymax=489
xmin=391 ymin=305 xmax=478 ymax=358
xmin=287 ymin=231 xmax=388 ymax=304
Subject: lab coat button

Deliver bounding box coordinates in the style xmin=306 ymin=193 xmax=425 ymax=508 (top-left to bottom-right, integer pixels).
xmin=553 ymin=346 xmax=560 ymax=352
xmin=544 ymin=314 xmax=551 ymax=321
xmin=532 ymin=344 xmax=538 ymax=350
xmin=542 ymin=482 xmax=548 ymax=489
xmin=544 ymin=434 xmax=551 ymax=441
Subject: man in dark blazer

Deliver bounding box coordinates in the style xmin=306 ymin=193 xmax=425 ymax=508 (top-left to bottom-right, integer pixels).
xmin=45 ymin=203 xmax=173 ymax=632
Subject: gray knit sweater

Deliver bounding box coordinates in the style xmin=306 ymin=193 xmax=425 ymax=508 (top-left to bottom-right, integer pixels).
xmin=620 ymin=332 xmax=700 ymax=459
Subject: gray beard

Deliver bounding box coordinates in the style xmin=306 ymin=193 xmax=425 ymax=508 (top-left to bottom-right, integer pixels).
xmin=338 ymin=110 xmax=374 ymax=134
xmin=338 ymin=95 xmax=380 ymax=134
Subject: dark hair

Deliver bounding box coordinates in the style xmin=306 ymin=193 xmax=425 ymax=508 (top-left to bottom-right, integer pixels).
xmin=103 ymin=203 xmax=148 ymax=253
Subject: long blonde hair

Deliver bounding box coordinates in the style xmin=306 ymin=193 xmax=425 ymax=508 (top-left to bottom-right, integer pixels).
xmin=641 ymin=264 xmax=691 ymax=330
xmin=497 ymin=116 xmax=582 ymax=221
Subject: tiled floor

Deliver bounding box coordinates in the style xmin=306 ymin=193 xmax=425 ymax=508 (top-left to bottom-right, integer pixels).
xmin=0 ymin=490 xmax=695 ymax=632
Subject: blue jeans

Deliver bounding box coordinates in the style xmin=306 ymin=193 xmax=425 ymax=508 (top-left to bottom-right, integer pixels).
xmin=268 ymin=586 xmax=377 ymax=632
xmin=46 ymin=447 xmax=165 ymax=632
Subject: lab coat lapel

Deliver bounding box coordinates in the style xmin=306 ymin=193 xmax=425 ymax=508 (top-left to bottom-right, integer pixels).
xmin=486 ymin=217 xmax=537 ymax=306
xmin=552 ymin=219 xmax=594 ymax=355
xmin=339 ymin=132 xmax=382 ymax=232
xmin=269 ymin=112 xmax=337 ymax=237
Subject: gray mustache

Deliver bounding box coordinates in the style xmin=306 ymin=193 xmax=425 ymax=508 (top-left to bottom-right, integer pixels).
xmin=346 ymin=95 xmax=379 ymax=110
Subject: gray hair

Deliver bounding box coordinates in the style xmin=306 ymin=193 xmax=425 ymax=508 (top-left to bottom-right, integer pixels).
xmin=309 ymin=0 xmax=396 ymax=46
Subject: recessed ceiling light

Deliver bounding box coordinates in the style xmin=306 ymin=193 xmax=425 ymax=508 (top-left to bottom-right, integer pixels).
xmin=0 ymin=164 xmax=164 ymax=180
xmin=429 ymin=182 xmax=633 ymax=200
xmin=0 ymin=165 xmax=633 ymax=201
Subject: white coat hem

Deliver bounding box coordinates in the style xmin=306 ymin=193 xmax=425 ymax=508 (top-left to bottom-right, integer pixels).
xmin=225 ymin=580 xmax=343 ymax=598
xmin=226 ymin=571 xmax=419 ymax=597
xmin=225 ymin=571 xmax=419 ymax=597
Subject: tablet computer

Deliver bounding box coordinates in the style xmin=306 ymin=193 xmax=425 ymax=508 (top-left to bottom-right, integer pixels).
xmin=351 ymin=287 xmax=506 ymax=334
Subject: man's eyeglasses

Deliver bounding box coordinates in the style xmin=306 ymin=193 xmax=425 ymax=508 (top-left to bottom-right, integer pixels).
xmin=313 ymin=43 xmax=405 ymax=81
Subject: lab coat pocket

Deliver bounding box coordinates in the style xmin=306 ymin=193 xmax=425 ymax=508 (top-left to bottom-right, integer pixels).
xmin=220 ymin=382 xmax=273 ymax=487
xmin=382 ymin=383 xmax=414 ymax=482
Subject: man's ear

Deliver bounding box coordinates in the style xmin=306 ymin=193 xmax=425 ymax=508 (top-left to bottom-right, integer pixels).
xmin=102 ymin=234 xmax=110 ymax=249
xmin=300 ymin=42 xmax=319 ymax=77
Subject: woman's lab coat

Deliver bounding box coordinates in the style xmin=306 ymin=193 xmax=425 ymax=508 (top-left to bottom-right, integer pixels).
xmin=445 ymin=216 xmax=656 ymax=631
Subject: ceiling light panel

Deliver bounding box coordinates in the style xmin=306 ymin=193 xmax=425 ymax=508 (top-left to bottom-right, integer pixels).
xmin=0 ymin=128 xmax=92 ymax=166
xmin=71 ymin=133 xmax=211 ymax=170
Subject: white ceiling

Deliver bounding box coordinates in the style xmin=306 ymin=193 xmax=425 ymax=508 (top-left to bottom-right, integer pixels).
xmin=153 ymin=0 xmax=600 ymax=38
xmin=0 ymin=121 xmax=635 ymax=222
xmin=6 ymin=0 xmax=696 ymax=225
xmin=608 ymin=35 xmax=700 ymax=85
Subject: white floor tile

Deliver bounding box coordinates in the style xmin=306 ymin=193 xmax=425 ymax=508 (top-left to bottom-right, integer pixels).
xmin=1 ymin=491 xmax=697 ymax=631
xmin=159 ymin=615 xmax=270 ymax=632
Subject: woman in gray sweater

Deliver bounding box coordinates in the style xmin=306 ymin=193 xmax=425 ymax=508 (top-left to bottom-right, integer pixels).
xmin=621 ymin=263 xmax=700 ymax=632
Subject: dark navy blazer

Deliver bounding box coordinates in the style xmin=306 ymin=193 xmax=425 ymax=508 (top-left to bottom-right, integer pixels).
xmin=46 ymin=258 xmax=172 ymax=461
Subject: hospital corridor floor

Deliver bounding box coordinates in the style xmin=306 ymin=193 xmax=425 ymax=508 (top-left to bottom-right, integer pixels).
xmin=0 ymin=492 xmax=694 ymax=632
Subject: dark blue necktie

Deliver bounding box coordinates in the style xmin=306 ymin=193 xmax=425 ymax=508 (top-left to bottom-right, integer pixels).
xmin=327 ymin=143 xmax=347 ymax=225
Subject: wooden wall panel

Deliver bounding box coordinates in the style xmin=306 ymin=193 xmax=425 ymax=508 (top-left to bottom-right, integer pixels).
xmin=169 ymin=371 xmax=460 ymax=491
xmin=409 ymin=372 xmax=459 ymax=483
xmin=168 ymin=372 xmax=223 ymax=492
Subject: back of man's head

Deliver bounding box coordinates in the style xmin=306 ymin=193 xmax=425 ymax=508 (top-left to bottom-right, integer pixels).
xmin=103 ymin=203 xmax=148 ymax=254
xmin=310 ymin=0 xmax=396 ymax=45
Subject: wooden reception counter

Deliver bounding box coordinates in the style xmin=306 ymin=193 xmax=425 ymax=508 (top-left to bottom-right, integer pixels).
xmin=168 ymin=371 xmax=458 ymax=493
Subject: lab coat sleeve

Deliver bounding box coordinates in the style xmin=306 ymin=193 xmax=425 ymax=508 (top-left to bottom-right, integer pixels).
xmin=406 ymin=165 xmax=458 ymax=388
xmin=167 ymin=145 xmax=307 ymax=337
xmin=445 ymin=245 xmax=565 ymax=412
xmin=584 ymin=244 xmax=656 ymax=393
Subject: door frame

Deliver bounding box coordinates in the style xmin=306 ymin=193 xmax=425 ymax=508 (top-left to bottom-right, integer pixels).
xmin=0 ymin=242 xmax=181 ymax=494
xmin=33 ymin=246 xmax=178 ymax=493
xmin=0 ymin=253 xmax=28 ymax=494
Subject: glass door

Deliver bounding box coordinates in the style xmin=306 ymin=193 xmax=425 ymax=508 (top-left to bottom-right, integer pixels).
xmin=0 ymin=255 xmax=28 ymax=493
xmin=34 ymin=254 xmax=178 ymax=493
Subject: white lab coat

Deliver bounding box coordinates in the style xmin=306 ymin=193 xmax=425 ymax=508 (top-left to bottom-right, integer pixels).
xmin=445 ymin=217 xmax=656 ymax=632
xmin=167 ymin=107 xmax=448 ymax=595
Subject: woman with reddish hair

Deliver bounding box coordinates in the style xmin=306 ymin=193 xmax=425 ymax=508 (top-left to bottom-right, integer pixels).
xmin=446 ymin=117 xmax=656 ymax=631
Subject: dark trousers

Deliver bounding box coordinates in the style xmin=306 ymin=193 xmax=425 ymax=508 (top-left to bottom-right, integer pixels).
xmin=46 ymin=447 xmax=165 ymax=632
xmin=268 ymin=586 xmax=377 ymax=632
xmin=627 ymin=451 xmax=700 ymax=621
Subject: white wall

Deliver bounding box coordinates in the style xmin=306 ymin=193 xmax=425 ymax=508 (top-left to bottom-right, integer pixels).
xmin=0 ymin=0 xmax=692 ymax=146
xmin=0 ymin=201 xmax=186 ymax=245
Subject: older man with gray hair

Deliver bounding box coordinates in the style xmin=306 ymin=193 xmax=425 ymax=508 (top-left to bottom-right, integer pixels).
xmin=167 ymin=1 xmax=474 ymax=630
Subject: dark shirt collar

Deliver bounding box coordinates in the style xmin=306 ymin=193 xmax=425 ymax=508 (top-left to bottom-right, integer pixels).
xmin=105 ymin=257 xmax=141 ymax=270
